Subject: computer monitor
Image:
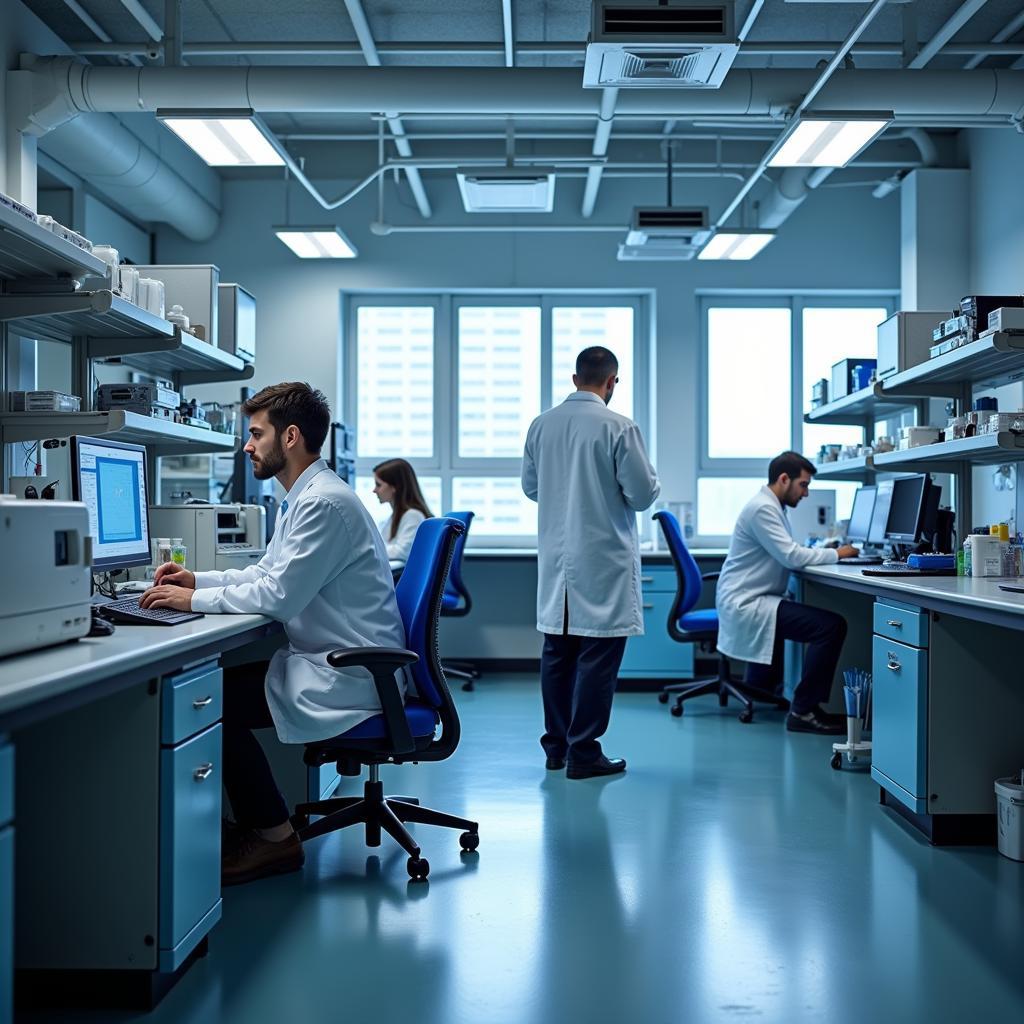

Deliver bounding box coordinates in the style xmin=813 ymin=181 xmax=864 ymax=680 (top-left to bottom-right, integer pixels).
xmin=846 ymin=486 xmax=876 ymax=545
xmin=867 ymin=480 xmax=894 ymax=546
xmin=885 ymin=474 xmax=930 ymax=544
xmin=70 ymin=435 xmax=152 ymax=572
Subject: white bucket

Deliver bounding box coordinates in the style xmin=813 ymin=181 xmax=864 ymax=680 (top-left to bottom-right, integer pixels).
xmin=994 ymin=776 xmax=1024 ymax=861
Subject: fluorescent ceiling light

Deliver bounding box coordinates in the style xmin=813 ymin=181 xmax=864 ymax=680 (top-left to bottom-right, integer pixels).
xmin=768 ymin=112 xmax=891 ymax=168
xmin=161 ymin=115 xmax=284 ymax=167
xmin=274 ymin=227 xmax=357 ymax=259
xmin=697 ymin=231 xmax=775 ymax=260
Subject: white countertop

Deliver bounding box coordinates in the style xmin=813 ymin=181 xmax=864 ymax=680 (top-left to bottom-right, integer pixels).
xmin=801 ymin=562 xmax=1024 ymax=618
xmin=0 ymin=613 xmax=273 ymax=721
xmin=465 ymin=548 xmax=729 ymax=558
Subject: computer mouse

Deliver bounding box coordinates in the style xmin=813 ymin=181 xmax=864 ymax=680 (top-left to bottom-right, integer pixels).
xmin=88 ymin=615 xmax=115 ymax=637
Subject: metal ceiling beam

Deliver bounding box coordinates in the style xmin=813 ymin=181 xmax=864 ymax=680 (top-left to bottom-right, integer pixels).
xmin=342 ymin=0 xmax=432 ymax=218
xmin=502 ymin=0 xmax=514 ymax=67
xmin=118 ymin=0 xmax=162 ymax=42
xmin=964 ymin=9 xmax=1024 ymax=69
xmin=908 ymin=0 xmax=991 ymax=69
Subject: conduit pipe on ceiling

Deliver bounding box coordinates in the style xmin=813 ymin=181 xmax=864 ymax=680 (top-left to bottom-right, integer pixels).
xmin=581 ymin=87 xmax=619 ymax=218
xmin=19 ymin=59 xmax=1024 ymax=125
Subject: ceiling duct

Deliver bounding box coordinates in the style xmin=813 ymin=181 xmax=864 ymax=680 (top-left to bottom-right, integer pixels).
xmin=456 ymin=168 xmax=556 ymax=212
xmin=619 ymin=206 xmax=710 ymax=260
xmin=584 ymin=1 xmax=739 ymax=88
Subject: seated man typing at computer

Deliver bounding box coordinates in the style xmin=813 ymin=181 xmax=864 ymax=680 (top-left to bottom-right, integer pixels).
xmin=715 ymin=452 xmax=856 ymax=737
xmin=142 ymin=382 xmax=406 ymax=884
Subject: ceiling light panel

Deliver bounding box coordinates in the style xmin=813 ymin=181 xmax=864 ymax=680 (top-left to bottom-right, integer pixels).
xmin=163 ymin=117 xmax=284 ymax=167
xmin=768 ymin=115 xmax=890 ymax=168
xmin=274 ymin=228 xmax=357 ymax=259
xmin=697 ymin=231 xmax=775 ymax=260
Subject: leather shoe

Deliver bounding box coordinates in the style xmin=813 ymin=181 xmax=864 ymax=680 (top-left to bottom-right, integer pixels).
xmin=566 ymin=755 xmax=627 ymax=780
xmin=222 ymin=828 xmax=305 ymax=886
xmin=545 ymin=756 xmax=566 ymax=770
xmin=786 ymin=710 xmax=845 ymax=736
xmin=812 ymin=705 xmax=847 ymax=726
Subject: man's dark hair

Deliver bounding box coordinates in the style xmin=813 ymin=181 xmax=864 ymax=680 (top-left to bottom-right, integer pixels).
xmin=575 ymin=346 xmax=619 ymax=386
xmin=241 ymin=382 xmax=331 ymax=454
xmin=768 ymin=451 xmax=817 ymax=484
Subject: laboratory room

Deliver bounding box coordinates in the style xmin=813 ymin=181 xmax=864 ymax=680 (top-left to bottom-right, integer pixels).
xmin=3 ymin=0 xmax=1024 ymax=1022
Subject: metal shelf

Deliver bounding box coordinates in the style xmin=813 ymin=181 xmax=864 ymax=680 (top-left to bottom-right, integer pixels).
xmin=872 ymin=432 xmax=1024 ymax=472
xmin=804 ymin=383 xmax=913 ymax=426
xmin=0 ymin=290 xmax=174 ymax=344
xmin=812 ymin=455 xmax=875 ymax=480
xmin=90 ymin=328 xmax=254 ymax=386
xmin=0 ymin=410 xmax=238 ymax=458
xmin=881 ymin=332 xmax=1024 ymax=399
xmin=0 ymin=202 xmax=106 ymax=281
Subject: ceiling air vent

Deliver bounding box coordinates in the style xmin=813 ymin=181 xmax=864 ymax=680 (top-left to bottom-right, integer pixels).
xmin=584 ymin=1 xmax=739 ymax=89
xmin=617 ymin=242 xmax=698 ymax=262
xmin=625 ymin=206 xmax=710 ymax=246
xmin=456 ymin=168 xmax=556 ymax=213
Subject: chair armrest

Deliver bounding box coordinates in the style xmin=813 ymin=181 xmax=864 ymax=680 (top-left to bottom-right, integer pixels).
xmin=326 ymin=646 xmax=418 ymax=755
xmin=701 ymin=571 xmax=721 ymax=581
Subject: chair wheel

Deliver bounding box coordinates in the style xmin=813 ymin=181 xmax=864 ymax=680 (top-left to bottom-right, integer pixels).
xmin=407 ymin=856 xmax=430 ymax=880
xmin=459 ymin=831 xmax=480 ymax=852
xmin=461 ymin=680 xmax=475 ymax=692
xmin=738 ymin=709 xmax=753 ymax=724
xmin=831 ymin=752 xmax=843 ymax=771
xmin=657 ymin=691 xmax=669 ymax=704
xmin=670 ymin=703 xmax=683 ymax=717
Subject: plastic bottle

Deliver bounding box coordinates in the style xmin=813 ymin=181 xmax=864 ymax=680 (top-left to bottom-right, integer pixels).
xmin=171 ymin=538 xmax=187 ymax=566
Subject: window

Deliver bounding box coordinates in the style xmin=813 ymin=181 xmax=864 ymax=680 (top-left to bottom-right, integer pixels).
xmin=348 ymin=295 xmax=646 ymax=544
xmin=697 ymin=478 xmax=763 ymax=537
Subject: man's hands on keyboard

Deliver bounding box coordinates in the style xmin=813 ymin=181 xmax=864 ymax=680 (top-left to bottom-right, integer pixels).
xmin=139 ymin=584 xmax=194 ymax=612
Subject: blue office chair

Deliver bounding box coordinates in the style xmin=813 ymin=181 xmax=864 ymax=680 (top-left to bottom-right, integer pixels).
xmin=653 ymin=510 xmax=789 ymax=724
xmin=296 ymin=517 xmax=480 ymax=880
xmin=438 ymin=510 xmax=481 ymax=692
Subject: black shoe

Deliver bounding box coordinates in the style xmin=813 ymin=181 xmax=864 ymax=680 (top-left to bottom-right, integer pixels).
xmin=566 ymin=756 xmax=627 ymax=780
xmin=786 ymin=710 xmax=845 ymax=736
xmin=545 ymin=756 xmax=566 ymax=770
xmin=812 ymin=705 xmax=847 ymax=726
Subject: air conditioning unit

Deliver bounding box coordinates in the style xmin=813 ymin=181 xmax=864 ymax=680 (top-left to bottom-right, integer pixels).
xmin=456 ymin=168 xmax=556 ymax=213
xmin=584 ymin=1 xmax=739 ymax=88
xmin=617 ymin=242 xmax=699 ymax=261
xmin=624 ymin=206 xmax=710 ymax=246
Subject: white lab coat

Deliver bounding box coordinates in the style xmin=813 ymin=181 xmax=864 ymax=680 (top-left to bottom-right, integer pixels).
xmin=379 ymin=508 xmax=426 ymax=565
xmin=522 ymin=391 xmax=660 ymax=637
xmin=191 ymin=459 xmax=407 ymax=743
xmin=715 ymin=485 xmax=839 ymax=664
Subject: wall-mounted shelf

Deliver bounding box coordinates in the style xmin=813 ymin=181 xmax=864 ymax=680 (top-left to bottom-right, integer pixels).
xmin=804 ymin=383 xmax=913 ymax=426
xmin=90 ymin=328 xmax=254 ymax=386
xmin=872 ymin=432 xmax=1024 ymax=472
xmin=881 ymin=332 xmax=1024 ymax=399
xmin=0 ymin=203 xmax=105 ymax=281
xmin=812 ymin=455 xmax=875 ymax=480
xmin=0 ymin=410 xmax=238 ymax=458
xmin=0 ymin=290 xmax=173 ymax=344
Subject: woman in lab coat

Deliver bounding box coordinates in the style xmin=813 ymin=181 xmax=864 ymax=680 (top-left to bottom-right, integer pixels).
xmin=372 ymin=458 xmax=433 ymax=565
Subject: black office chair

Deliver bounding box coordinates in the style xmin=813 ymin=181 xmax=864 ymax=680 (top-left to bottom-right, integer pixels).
xmin=296 ymin=517 xmax=479 ymax=880
xmin=438 ymin=510 xmax=481 ymax=692
xmin=653 ymin=510 xmax=789 ymax=724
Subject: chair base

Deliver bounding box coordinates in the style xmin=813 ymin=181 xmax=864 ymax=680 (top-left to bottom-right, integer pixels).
xmin=296 ymin=776 xmax=479 ymax=880
xmin=659 ymin=654 xmax=789 ymax=723
xmin=443 ymin=660 xmax=481 ymax=692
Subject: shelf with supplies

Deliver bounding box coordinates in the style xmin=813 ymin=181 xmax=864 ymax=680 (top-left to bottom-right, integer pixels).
xmin=871 ymin=432 xmax=1024 ymax=472
xmin=0 ymin=410 xmax=238 ymax=458
xmin=0 ymin=289 xmax=174 ymax=345
xmin=0 ymin=201 xmax=106 ymax=281
xmin=812 ymin=455 xmax=876 ymax=480
xmin=880 ymin=332 xmax=1024 ymax=399
xmin=804 ymin=383 xmax=915 ymax=426
xmin=89 ymin=327 xmax=254 ymax=386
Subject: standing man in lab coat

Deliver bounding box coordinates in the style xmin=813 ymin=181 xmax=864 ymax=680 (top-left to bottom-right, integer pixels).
xmin=142 ymin=382 xmax=406 ymax=883
xmin=715 ymin=452 xmax=857 ymax=736
xmin=522 ymin=347 xmax=660 ymax=779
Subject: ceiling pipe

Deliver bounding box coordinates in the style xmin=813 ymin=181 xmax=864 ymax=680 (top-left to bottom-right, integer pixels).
xmin=502 ymin=0 xmax=515 ymax=67
xmin=908 ymin=0 xmax=991 ymax=69
xmin=342 ymin=0 xmax=431 ymax=218
xmin=118 ymin=0 xmax=162 ymax=42
xmin=964 ymin=9 xmax=1024 ymax=69
xmin=581 ymin=88 xmax=618 ymax=218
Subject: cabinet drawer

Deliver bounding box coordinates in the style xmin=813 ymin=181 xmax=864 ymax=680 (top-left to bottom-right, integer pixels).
xmin=873 ymin=600 xmax=928 ymax=648
xmin=159 ymin=725 xmax=222 ymax=954
xmin=161 ymin=663 xmax=223 ymax=745
xmin=619 ymin=591 xmax=695 ymax=679
xmin=1 ymin=826 xmax=12 ymax=1024
xmin=872 ymin=636 xmax=928 ymax=805
xmin=640 ymin=566 xmax=678 ymax=594
xmin=0 ymin=745 xmax=11 ymax=828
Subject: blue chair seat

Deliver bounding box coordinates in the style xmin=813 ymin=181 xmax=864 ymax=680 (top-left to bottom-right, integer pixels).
xmin=677 ymin=608 xmax=718 ymax=633
xmin=339 ymin=700 xmax=439 ymax=740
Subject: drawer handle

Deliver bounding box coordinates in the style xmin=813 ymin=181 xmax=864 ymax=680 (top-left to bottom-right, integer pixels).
xmin=640 ymin=576 xmax=654 ymax=584
xmin=193 ymin=763 xmax=214 ymax=782
xmin=887 ymin=660 xmax=901 ymax=672
xmin=642 ymin=603 xmax=654 ymax=610
xmin=192 ymin=696 xmax=214 ymax=709
xmin=886 ymin=620 xmax=903 ymax=628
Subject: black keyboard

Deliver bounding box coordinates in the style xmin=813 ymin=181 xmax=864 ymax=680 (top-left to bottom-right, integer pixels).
xmin=97 ymin=597 xmax=204 ymax=626
xmin=862 ymin=563 xmax=956 ymax=577
xmin=841 ymin=555 xmax=883 ymax=565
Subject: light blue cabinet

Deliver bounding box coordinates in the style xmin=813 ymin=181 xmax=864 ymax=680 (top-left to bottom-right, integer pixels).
xmin=618 ymin=566 xmax=695 ymax=680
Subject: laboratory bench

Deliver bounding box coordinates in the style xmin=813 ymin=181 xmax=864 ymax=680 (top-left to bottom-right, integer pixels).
xmin=792 ymin=564 xmax=1024 ymax=845
xmin=0 ymin=614 xmax=283 ymax=1016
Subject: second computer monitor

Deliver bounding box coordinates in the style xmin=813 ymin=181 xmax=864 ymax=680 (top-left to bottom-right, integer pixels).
xmin=847 ymin=486 xmax=877 ymax=545
xmin=867 ymin=480 xmax=894 ymax=546
xmin=885 ymin=474 xmax=930 ymax=544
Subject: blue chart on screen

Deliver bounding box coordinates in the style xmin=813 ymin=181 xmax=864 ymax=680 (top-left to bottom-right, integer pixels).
xmin=96 ymin=457 xmax=142 ymax=544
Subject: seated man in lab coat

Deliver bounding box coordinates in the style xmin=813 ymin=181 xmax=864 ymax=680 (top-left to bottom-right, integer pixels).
xmin=715 ymin=452 xmax=858 ymax=736
xmin=142 ymin=382 xmax=406 ymax=884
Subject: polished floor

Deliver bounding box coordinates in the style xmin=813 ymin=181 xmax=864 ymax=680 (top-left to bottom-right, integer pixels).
xmin=21 ymin=675 xmax=1024 ymax=1024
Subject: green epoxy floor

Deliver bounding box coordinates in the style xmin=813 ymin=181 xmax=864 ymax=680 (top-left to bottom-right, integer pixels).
xmin=20 ymin=676 xmax=1024 ymax=1023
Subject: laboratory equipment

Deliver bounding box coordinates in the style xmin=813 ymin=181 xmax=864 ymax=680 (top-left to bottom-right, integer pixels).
xmin=96 ymin=382 xmax=180 ymax=419
xmin=217 ymin=284 xmax=256 ymax=364
xmin=987 ymin=307 xmax=1024 ymax=333
xmin=147 ymin=503 xmax=266 ymax=571
xmin=9 ymin=390 xmax=80 ymax=412
xmin=830 ymin=358 xmax=876 ymax=400
xmin=877 ymin=311 xmax=944 ymax=378
xmin=897 ymin=425 xmax=940 ymax=449
xmin=0 ymin=497 xmax=92 ymax=658
xmin=786 ymin=488 xmax=835 ymax=545
xmin=137 ymin=277 xmax=165 ymax=319
xmin=811 ymin=378 xmax=828 ymax=408
xmin=135 ymin=264 xmax=220 ymax=348
xmin=995 ymin=773 xmax=1024 ymax=862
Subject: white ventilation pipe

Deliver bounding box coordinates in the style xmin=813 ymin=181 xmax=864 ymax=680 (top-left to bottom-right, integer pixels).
xmin=581 ymin=88 xmax=618 ymax=218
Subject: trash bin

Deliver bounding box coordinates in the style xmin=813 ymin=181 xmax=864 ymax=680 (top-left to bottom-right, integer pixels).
xmin=994 ymin=775 xmax=1024 ymax=861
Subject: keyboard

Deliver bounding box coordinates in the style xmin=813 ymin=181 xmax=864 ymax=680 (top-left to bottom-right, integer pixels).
xmin=841 ymin=555 xmax=884 ymax=565
xmin=862 ymin=562 xmax=956 ymax=578
xmin=97 ymin=596 xmax=204 ymax=626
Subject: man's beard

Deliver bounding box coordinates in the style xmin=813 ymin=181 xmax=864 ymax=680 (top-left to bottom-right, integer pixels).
xmin=251 ymin=440 xmax=286 ymax=479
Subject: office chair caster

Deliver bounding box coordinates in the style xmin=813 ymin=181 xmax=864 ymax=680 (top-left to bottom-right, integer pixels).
xmin=407 ymin=856 xmax=430 ymax=880
xmin=461 ymin=679 xmax=475 ymax=692
xmin=657 ymin=691 xmax=669 ymax=704
xmin=459 ymin=831 xmax=480 ymax=852
xmin=830 ymin=752 xmax=843 ymax=771
xmin=670 ymin=702 xmax=684 ymax=717
xmin=738 ymin=709 xmax=754 ymax=724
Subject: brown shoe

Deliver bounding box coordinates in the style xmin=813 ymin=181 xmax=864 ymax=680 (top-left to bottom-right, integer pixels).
xmin=222 ymin=828 xmax=305 ymax=886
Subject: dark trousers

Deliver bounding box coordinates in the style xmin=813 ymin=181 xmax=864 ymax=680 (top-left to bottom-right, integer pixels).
xmin=222 ymin=661 xmax=290 ymax=829
xmin=540 ymin=633 xmax=628 ymax=766
xmin=744 ymin=601 xmax=848 ymax=715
